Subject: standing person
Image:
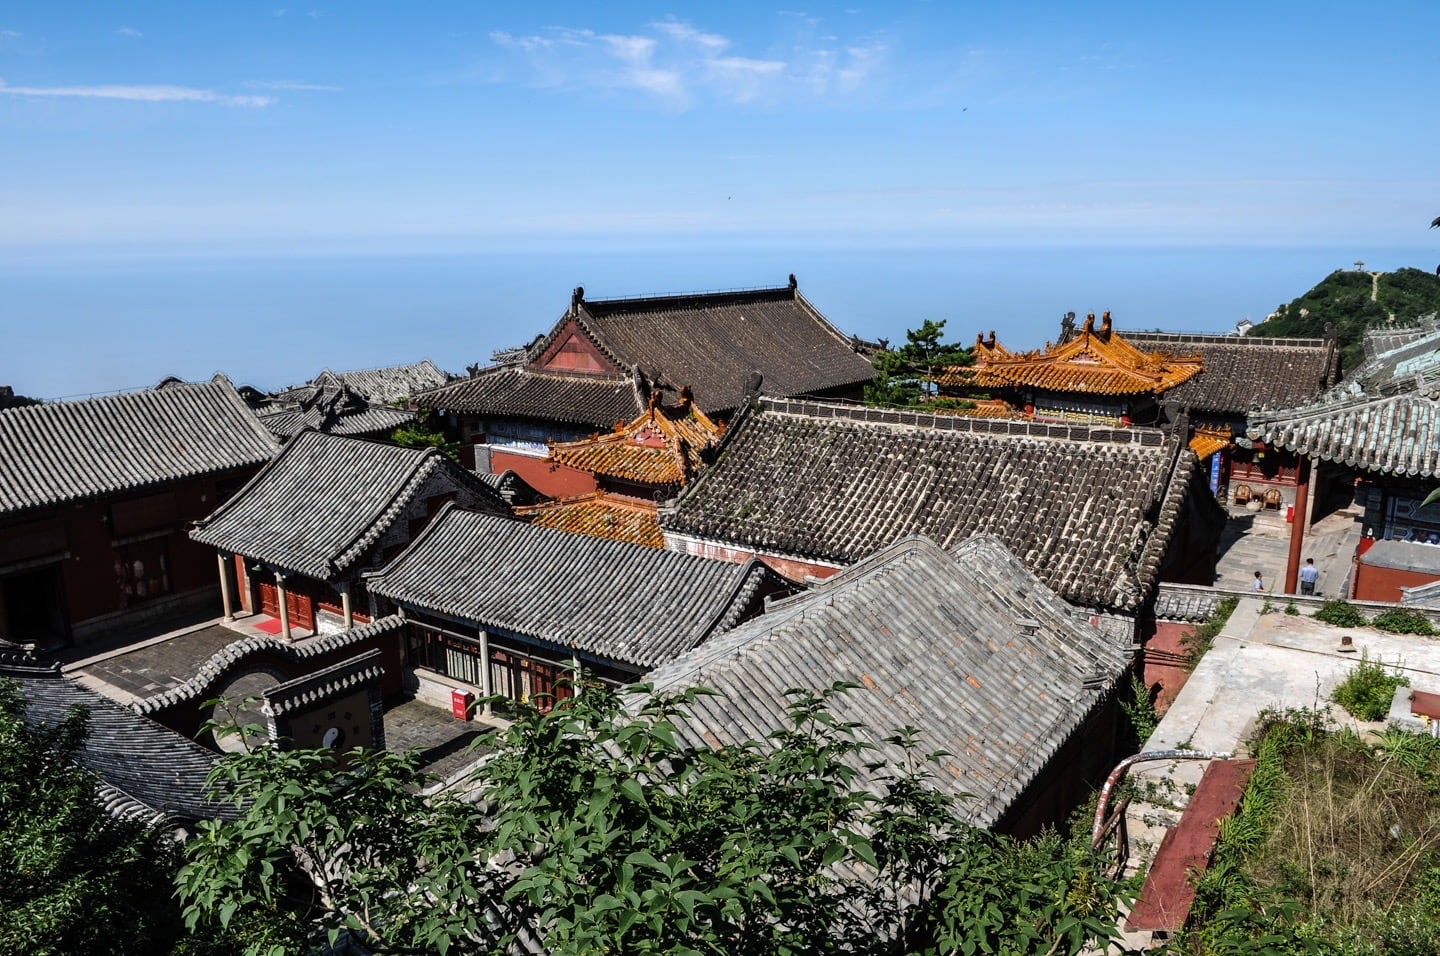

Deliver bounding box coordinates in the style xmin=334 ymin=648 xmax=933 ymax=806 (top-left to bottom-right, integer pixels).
xmin=1299 ymin=558 xmax=1319 ymax=596
xmin=1252 ymin=570 xmax=1265 ymax=592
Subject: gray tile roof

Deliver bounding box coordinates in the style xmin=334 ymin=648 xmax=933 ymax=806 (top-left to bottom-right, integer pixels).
xmin=643 ymin=535 xmax=1130 ymax=829
xmin=413 ymin=366 xmax=645 ymax=429
xmin=365 ymin=504 xmax=780 ymax=669
xmin=0 ymin=378 xmax=279 ymax=517
xmin=660 ymin=397 xmax=1198 ymax=611
xmin=10 ymin=669 xmax=232 ymax=823
xmin=257 ymin=403 xmax=417 ymax=441
xmin=309 ymin=359 xmax=450 ymax=404
xmin=191 ymin=431 xmax=508 ymax=578
xmin=1152 ymin=584 xmax=1230 ymax=622
xmin=1247 ymin=386 xmax=1440 ymax=478
xmin=1126 ymin=332 xmax=1338 ymax=416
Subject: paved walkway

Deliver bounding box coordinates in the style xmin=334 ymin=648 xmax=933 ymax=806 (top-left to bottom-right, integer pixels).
xmin=1212 ymin=502 xmax=1363 ymax=598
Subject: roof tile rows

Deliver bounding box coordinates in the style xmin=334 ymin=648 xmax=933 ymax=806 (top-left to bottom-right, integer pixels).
xmin=661 ymin=398 xmax=1198 ymax=611
xmin=191 ymin=431 xmax=507 ymax=578
xmin=414 ymin=281 xmax=875 ymax=424
xmin=515 ymin=492 xmax=665 ymax=549
xmin=414 ymin=368 xmax=644 ymax=429
xmin=1247 ymin=324 xmax=1440 ymax=477
xmin=645 ymin=535 xmax=1130 ymax=829
xmin=11 ymin=670 xmax=233 ymax=823
xmin=366 ymin=504 xmax=779 ymax=669
xmin=1126 ymin=332 xmax=1337 ymax=416
xmin=0 ymin=378 xmax=279 ymax=517
xmin=546 ymin=395 xmax=723 ymax=487
xmin=572 ymin=285 xmax=876 ymax=413
xmin=941 ymin=315 xmax=1202 ymax=397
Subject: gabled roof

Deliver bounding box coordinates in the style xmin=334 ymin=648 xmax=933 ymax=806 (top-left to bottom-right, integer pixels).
xmin=660 ymin=397 xmax=1198 ymax=611
xmin=1125 ymin=331 xmax=1338 ymax=416
xmin=564 ymin=282 xmax=876 ymax=413
xmin=414 ymin=279 xmax=876 ymax=423
xmin=941 ymin=313 xmax=1202 ymax=397
xmin=0 ymin=378 xmax=279 ymax=517
xmin=191 ymin=431 xmax=507 ymax=578
xmin=546 ymin=392 xmax=722 ymax=487
xmin=10 ymin=669 xmax=233 ymax=823
xmin=365 ymin=504 xmax=780 ymax=669
xmin=413 ymin=367 xmax=645 ymax=429
xmin=644 ymin=535 xmax=1130 ymax=829
xmin=514 ymin=491 xmax=664 ymax=549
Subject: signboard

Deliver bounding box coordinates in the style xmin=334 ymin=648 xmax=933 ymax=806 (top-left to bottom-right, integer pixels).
xmin=1209 ymin=450 xmax=1222 ymax=496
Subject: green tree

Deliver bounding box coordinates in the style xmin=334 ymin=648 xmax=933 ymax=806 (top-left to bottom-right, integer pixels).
xmin=390 ymin=410 xmax=461 ymax=461
xmin=0 ymin=679 xmax=198 ymax=956
xmin=180 ymin=682 xmax=1125 ymax=955
xmin=865 ymin=320 xmax=974 ymax=408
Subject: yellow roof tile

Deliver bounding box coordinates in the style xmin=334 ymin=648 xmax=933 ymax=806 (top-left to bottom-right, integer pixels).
xmin=546 ymin=390 xmax=723 ymax=486
xmin=515 ymin=492 xmax=664 ymax=549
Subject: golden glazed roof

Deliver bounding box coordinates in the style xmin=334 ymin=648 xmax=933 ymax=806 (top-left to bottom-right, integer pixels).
xmin=1188 ymin=424 xmax=1233 ymax=460
xmin=515 ymin=491 xmax=664 ymax=549
xmin=546 ymin=389 xmax=723 ymax=487
xmin=939 ymin=312 xmax=1203 ymax=397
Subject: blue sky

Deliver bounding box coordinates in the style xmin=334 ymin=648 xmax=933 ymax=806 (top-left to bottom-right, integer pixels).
xmin=3 ymin=2 xmax=1440 ymax=396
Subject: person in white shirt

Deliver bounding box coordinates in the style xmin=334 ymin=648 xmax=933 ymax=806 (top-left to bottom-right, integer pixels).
xmin=1251 ymin=571 xmax=1265 ymax=592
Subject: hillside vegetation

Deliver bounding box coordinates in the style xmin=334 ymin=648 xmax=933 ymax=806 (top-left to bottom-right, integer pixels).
xmin=1248 ymin=267 xmax=1440 ymax=371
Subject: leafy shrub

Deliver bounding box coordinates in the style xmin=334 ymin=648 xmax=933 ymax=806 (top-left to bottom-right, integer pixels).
xmin=1313 ymin=599 xmax=1367 ymax=628
xmin=1369 ymin=608 xmax=1437 ymax=636
xmin=1331 ymin=653 xmax=1409 ymax=721
xmin=1284 ymin=601 xmax=1300 ymax=616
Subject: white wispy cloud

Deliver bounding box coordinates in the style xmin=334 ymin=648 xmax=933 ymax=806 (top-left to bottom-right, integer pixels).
xmin=245 ymin=79 xmax=342 ymax=92
xmin=117 ymin=26 xmax=143 ymax=38
xmin=1 ymin=29 xmax=22 ymax=39
xmin=489 ymin=16 xmax=881 ymax=109
xmin=0 ymin=79 xmax=274 ymax=107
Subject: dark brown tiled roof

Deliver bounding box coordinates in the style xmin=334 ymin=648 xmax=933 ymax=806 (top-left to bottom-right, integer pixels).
xmin=660 ymin=398 xmax=1198 ymax=611
xmin=1126 ymin=332 xmax=1338 ymax=415
xmin=366 ymin=504 xmax=780 ymax=669
xmin=413 ymin=366 xmax=644 ymax=429
xmin=0 ymin=378 xmax=279 ymax=517
xmin=644 ymin=535 xmax=1130 ymax=829
xmin=191 ymin=431 xmax=508 ymax=578
xmin=571 ymin=284 xmax=875 ymax=413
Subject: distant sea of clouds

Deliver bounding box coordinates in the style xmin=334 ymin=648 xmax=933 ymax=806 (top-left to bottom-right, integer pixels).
xmin=5 ymin=242 xmax=1435 ymax=400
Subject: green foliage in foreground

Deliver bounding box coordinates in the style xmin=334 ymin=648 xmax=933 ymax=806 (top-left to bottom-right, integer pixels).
xmin=0 ymin=680 xmax=202 ymax=956
xmin=1173 ymin=710 xmax=1440 ymax=955
xmin=1331 ymin=652 xmax=1410 ymax=722
xmin=180 ymin=683 xmax=1126 ymax=956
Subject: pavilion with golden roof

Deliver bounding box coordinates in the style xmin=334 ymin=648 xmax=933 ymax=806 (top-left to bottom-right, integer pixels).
xmin=515 ymin=388 xmax=723 ymax=549
xmin=938 ymin=311 xmax=1204 ymax=428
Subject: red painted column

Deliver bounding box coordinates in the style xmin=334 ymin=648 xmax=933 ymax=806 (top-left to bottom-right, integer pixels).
xmin=1283 ymin=458 xmax=1311 ymax=594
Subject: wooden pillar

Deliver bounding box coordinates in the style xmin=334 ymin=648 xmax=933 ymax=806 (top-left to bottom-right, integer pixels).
xmin=1283 ymin=458 xmax=1312 ymax=595
xmin=339 ymin=581 xmax=353 ymax=629
xmin=275 ymin=572 xmax=292 ymax=642
xmin=478 ymin=628 xmax=493 ymax=718
xmin=217 ymin=552 xmax=235 ymax=622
